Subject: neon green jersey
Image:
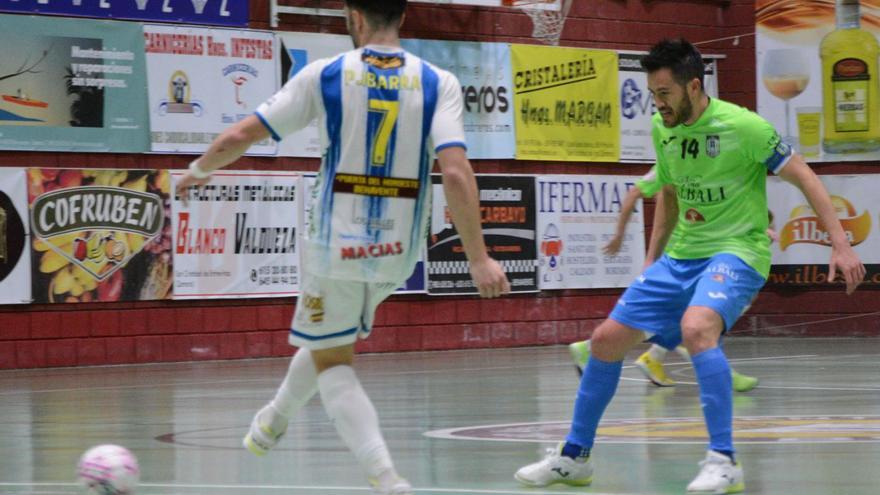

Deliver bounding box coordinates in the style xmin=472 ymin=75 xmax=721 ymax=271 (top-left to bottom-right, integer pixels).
xmin=636 ymin=166 xmax=661 ymax=198
xmin=652 ymin=98 xmax=792 ymax=277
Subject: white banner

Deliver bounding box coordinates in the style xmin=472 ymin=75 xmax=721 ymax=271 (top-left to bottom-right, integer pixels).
xmin=276 ymin=32 xmax=354 ymax=157
xmin=0 ymin=167 xmax=31 ymax=304
xmin=172 ymin=171 xmax=301 ymax=299
xmin=145 ymin=25 xmax=279 ymax=155
xmin=767 ymin=175 xmax=880 ymax=286
xmin=536 ymin=175 xmax=645 ymax=289
xmin=618 ymin=54 xmax=719 ymax=162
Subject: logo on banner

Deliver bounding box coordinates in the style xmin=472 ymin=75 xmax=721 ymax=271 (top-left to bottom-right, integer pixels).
xmin=706 ymin=135 xmax=721 ymax=157
xmin=0 ymin=192 xmax=26 ymax=283
xmin=223 ymin=63 xmax=259 ymax=109
xmin=620 ymin=78 xmax=653 ymax=120
xmin=31 ymin=184 xmax=165 ymax=282
xmin=539 ymin=223 xmax=563 ymax=282
xmin=780 ymin=196 xmax=871 ymax=250
xmin=159 ymin=70 xmax=203 ymax=116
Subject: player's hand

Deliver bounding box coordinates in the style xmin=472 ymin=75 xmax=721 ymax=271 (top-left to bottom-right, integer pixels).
xmin=469 ymin=256 xmax=510 ymax=299
xmin=766 ymin=228 xmax=779 ymax=244
xmin=602 ymin=235 xmax=623 ymax=255
xmin=829 ymin=242 xmax=865 ymax=295
xmin=175 ymin=172 xmax=211 ymax=207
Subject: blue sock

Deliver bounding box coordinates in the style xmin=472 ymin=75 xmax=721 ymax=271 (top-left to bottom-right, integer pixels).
xmin=564 ymin=356 xmax=622 ymax=458
xmin=692 ymin=347 xmax=735 ymax=457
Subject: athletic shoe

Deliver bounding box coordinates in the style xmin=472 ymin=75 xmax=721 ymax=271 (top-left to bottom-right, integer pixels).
xmin=243 ymin=404 xmax=288 ymax=456
xmin=369 ymin=471 xmax=413 ymax=495
xmin=568 ymin=340 xmax=591 ymax=376
xmin=634 ymin=351 xmax=676 ymax=387
xmin=514 ymin=444 xmax=593 ymax=487
xmin=731 ymin=370 xmax=759 ymax=393
xmin=686 ymin=450 xmax=744 ymax=494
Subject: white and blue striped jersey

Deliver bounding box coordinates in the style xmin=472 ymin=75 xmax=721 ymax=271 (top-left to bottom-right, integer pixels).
xmin=256 ymin=44 xmax=466 ymax=282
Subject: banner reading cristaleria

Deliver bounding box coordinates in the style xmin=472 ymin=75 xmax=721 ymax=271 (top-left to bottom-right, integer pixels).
xmin=0 ymin=168 xmax=31 ymax=304
xmin=511 ymin=44 xmax=619 ymax=161
xmin=428 ymin=175 xmax=537 ymax=295
xmin=145 ymin=24 xmax=278 ymax=155
xmin=275 ymin=32 xmax=354 ymax=157
xmin=536 ymin=175 xmax=645 ymax=289
xmin=0 ymin=15 xmax=148 ymax=152
xmin=172 ymin=171 xmax=301 ymax=299
xmin=767 ymin=175 xmax=880 ymax=287
xmin=401 ymin=39 xmax=515 ymax=159
xmin=28 ymin=169 xmax=173 ymax=303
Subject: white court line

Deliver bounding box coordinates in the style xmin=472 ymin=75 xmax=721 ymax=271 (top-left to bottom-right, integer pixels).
xmin=0 ymin=482 xmax=621 ymax=495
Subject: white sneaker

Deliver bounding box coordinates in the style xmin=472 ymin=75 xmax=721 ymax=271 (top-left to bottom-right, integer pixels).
xmin=243 ymin=404 xmax=288 ymax=456
xmin=514 ymin=444 xmax=593 ymax=487
xmin=687 ymin=450 xmax=744 ymax=494
xmin=369 ymin=472 xmax=413 ymax=495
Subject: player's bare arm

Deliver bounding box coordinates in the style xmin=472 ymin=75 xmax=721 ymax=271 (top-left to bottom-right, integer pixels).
xmin=174 ymin=115 xmax=271 ymax=199
xmin=777 ymin=154 xmax=866 ymax=294
xmin=643 ymin=185 xmax=677 ymax=268
xmin=603 ymin=186 xmax=643 ymax=256
xmin=436 ymin=146 xmax=511 ymax=299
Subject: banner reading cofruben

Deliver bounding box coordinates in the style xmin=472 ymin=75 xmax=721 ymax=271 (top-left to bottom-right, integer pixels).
xmin=512 ymin=44 xmax=619 ymax=162
xmin=0 ymin=15 xmax=148 ymax=152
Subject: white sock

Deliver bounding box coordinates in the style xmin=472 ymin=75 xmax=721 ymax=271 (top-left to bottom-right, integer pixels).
xmin=270 ymin=348 xmax=319 ymax=422
xmin=318 ymin=365 xmax=396 ymax=480
xmin=648 ymin=345 xmax=668 ymax=361
xmin=675 ymin=346 xmax=692 ymax=362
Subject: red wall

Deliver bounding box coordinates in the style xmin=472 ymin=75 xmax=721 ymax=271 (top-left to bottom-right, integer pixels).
xmin=1 ymin=0 xmax=877 ymax=370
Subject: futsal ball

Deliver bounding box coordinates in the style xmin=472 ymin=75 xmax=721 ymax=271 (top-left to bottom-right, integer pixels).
xmin=76 ymin=444 xmax=140 ymax=494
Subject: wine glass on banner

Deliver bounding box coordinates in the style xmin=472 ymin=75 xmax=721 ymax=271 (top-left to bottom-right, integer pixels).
xmin=762 ymin=48 xmax=810 ymax=146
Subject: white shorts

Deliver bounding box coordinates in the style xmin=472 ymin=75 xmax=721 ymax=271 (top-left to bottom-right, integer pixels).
xmin=289 ymin=273 xmax=399 ymax=350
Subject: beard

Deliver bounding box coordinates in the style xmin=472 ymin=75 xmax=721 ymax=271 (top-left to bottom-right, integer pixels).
xmin=663 ymin=96 xmax=694 ymax=128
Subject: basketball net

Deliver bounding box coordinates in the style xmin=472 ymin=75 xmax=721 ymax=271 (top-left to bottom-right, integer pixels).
xmin=504 ymin=0 xmax=573 ymax=46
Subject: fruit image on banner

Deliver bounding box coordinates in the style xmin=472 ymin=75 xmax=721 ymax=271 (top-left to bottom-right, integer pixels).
xmin=28 ymin=169 xmax=173 ymax=302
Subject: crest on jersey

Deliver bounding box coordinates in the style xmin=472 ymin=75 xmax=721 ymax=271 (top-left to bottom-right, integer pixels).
xmin=706 ymin=135 xmax=721 ymax=158
xmin=362 ymin=53 xmax=405 ymax=70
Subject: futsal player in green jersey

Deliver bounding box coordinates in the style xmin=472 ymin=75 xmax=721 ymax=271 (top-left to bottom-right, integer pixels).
xmin=568 ymin=166 xmax=762 ymax=393
xmin=516 ymin=39 xmax=865 ymax=493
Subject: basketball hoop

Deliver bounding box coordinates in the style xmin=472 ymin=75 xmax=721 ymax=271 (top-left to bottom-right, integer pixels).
xmin=503 ymin=0 xmax=573 ymax=46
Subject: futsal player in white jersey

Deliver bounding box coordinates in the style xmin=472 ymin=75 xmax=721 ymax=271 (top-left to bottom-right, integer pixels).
xmin=175 ymin=1 xmax=510 ymax=493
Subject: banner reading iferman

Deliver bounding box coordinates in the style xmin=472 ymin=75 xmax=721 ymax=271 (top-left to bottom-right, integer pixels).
xmin=0 ymin=15 xmax=148 ymax=152
xmin=767 ymin=175 xmax=880 ymax=287
xmin=537 ymin=175 xmax=645 ymax=289
xmin=172 ymin=171 xmax=301 ymax=299
xmin=512 ymin=45 xmax=619 ymax=161
xmin=0 ymin=168 xmax=31 ymax=304
xmin=145 ymin=25 xmax=278 ymax=155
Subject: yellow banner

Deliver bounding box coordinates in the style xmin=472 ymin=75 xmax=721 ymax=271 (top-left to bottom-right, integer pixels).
xmin=511 ymin=44 xmax=619 ymax=162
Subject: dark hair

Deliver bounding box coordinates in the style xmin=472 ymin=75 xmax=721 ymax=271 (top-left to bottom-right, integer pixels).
xmin=640 ymin=38 xmax=705 ymax=90
xmin=344 ymin=0 xmax=407 ymax=27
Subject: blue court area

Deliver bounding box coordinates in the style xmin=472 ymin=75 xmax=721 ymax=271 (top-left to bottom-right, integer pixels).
xmin=1 ymin=337 xmax=879 ymax=494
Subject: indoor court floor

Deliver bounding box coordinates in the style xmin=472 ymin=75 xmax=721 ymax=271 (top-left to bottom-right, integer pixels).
xmin=1 ymin=337 xmax=879 ymax=494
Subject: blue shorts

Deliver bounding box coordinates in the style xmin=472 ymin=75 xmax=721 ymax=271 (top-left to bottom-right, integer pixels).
xmin=609 ymin=253 xmax=766 ymax=350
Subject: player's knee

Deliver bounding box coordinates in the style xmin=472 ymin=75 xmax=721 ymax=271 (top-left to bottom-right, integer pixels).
xmin=680 ymin=317 xmax=717 ymax=355
xmin=590 ymin=321 xmax=630 ymax=362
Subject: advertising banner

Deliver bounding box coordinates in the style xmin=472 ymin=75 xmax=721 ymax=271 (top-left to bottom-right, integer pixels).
xmin=0 ymin=0 xmax=249 ymax=26
xmin=536 ymin=175 xmax=644 ymax=289
xmin=28 ymin=169 xmax=173 ymax=303
xmin=767 ymin=175 xmax=880 ymax=287
xmin=0 ymin=14 xmax=148 ymax=152
xmin=276 ymin=32 xmax=353 ymax=157
xmin=401 ymin=39 xmax=515 ymax=159
xmin=172 ymin=171 xmax=301 ymax=299
xmin=757 ymin=1 xmax=880 ymax=162
xmin=618 ymin=53 xmax=719 ymax=162
xmin=0 ymin=168 xmax=31 ymax=304
xmin=428 ymin=175 xmax=537 ymax=295
xmin=145 ymin=24 xmax=278 ymax=154
xmin=411 ymin=0 xmax=563 ymax=7
xmin=511 ymin=44 xmax=619 ymax=162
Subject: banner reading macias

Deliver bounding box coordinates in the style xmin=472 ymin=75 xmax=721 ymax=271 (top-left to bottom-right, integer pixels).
xmin=511 ymin=44 xmax=619 ymax=162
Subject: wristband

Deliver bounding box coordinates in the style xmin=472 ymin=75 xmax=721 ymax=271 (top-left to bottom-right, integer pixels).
xmin=188 ymin=160 xmax=211 ymax=179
